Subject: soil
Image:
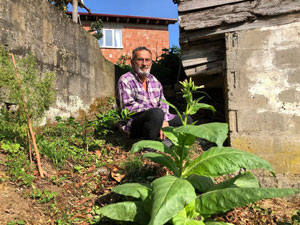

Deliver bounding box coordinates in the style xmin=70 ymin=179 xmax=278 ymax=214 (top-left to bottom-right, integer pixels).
xmin=0 ymin=136 xmax=299 ymax=225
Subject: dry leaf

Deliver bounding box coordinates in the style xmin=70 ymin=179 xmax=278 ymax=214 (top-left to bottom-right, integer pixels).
xmin=110 ymin=165 xmax=126 ymax=182
xmin=95 ymin=150 xmax=102 ymax=158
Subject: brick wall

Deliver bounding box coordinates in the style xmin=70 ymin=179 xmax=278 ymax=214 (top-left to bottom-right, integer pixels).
xmin=82 ymin=22 xmax=169 ymax=64
xmin=102 ymin=24 xmax=169 ymax=63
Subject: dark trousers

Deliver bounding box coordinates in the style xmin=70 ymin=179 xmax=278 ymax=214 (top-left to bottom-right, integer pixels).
xmin=130 ymin=108 xmax=193 ymax=140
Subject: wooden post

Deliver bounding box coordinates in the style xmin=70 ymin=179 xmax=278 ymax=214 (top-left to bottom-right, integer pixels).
xmin=72 ymin=0 xmax=78 ymax=23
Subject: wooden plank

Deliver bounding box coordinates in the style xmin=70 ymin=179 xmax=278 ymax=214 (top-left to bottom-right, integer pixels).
xmin=179 ymin=0 xmax=300 ymax=31
xmin=185 ymin=60 xmax=224 ymax=77
xmin=180 ymin=13 xmax=300 ymax=44
xmin=178 ymin=0 xmax=248 ymax=12
xmin=181 ymin=40 xmax=225 ymax=67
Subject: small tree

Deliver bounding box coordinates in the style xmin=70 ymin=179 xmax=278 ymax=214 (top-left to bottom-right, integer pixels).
xmin=88 ymin=20 xmax=104 ymax=40
xmin=0 ymin=46 xmax=56 ymax=177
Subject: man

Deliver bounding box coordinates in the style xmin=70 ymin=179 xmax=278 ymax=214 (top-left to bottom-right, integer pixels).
xmin=117 ymin=46 xmax=192 ymax=141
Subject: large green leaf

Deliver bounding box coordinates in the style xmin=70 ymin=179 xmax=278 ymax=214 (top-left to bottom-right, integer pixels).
xmin=182 ymin=147 xmax=275 ymax=178
xmin=130 ymin=140 xmax=173 ymax=155
xmin=113 ymin=183 xmax=151 ymax=201
xmin=143 ymin=152 xmax=180 ymax=177
xmin=149 ymin=176 xmax=197 ymax=225
xmin=97 ymin=201 xmax=149 ymax=224
xmin=207 ymin=172 xmax=259 ymax=192
xmin=187 ymin=175 xmax=214 ymax=193
xmin=195 ymin=187 xmax=300 ymax=216
xmin=176 ymin=123 xmax=228 ymax=148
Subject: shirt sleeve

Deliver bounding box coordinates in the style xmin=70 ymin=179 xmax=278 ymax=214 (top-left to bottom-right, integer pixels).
xmin=118 ymin=78 xmax=149 ymax=113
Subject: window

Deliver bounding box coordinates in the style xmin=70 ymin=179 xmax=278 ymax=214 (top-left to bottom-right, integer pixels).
xmin=99 ymin=29 xmax=123 ymax=48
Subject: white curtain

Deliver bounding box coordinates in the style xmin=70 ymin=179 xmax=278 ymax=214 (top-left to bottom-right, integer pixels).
xmin=114 ymin=29 xmax=122 ymax=48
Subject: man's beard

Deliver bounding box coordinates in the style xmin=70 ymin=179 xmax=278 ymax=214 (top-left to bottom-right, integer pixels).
xmin=133 ymin=63 xmax=151 ymax=78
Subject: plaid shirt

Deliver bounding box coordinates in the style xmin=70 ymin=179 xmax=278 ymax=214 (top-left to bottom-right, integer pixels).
xmin=116 ymin=71 xmax=175 ymax=134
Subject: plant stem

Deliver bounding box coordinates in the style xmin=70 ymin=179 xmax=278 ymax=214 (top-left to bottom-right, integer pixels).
xmin=10 ymin=53 xmax=44 ymax=178
xmin=27 ymin=131 xmax=33 ymax=164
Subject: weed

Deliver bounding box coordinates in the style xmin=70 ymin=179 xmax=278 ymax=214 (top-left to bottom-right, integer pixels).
xmin=30 ymin=188 xmax=57 ymax=204
xmin=292 ymin=210 xmax=300 ymax=224
xmin=1 ymin=140 xmax=34 ymax=186
xmin=7 ymin=220 xmax=25 ymax=225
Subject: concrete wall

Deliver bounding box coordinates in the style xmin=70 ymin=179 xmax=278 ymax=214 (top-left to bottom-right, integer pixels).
xmin=0 ymin=0 xmax=115 ymax=120
xmin=226 ymin=22 xmax=300 ymax=187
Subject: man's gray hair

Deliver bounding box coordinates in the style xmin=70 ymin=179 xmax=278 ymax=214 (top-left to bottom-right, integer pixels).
xmin=132 ymin=46 xmax=152 ymax=59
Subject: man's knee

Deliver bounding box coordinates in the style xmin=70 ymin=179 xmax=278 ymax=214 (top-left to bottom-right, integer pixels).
xmin=145 ymin=108 xmax=164 ymax=123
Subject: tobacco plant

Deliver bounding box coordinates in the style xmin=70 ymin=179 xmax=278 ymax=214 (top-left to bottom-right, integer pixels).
xmin=95 ymin=78 xmax=300 ymax=225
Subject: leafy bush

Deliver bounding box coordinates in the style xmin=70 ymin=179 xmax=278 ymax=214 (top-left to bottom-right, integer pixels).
xmin=0 ymin=46 xmax=55 ymax=144
xmin=94 ymin=79 xmax=300 ymax=224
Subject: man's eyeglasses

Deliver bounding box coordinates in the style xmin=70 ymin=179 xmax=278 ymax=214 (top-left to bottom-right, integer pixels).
xmin=134 ymin=58 xmax=152 ymax=64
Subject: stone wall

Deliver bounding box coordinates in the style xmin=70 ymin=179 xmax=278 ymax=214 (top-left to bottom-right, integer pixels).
xmin=0 ymin=0 xmax=115 ymax=120
xmin=226 ymin=22 xmax=300 ymax=187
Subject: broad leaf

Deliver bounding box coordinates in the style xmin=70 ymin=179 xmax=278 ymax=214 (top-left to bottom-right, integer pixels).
xmin=207 ymin=172 xmax=259 ymax=192
xmin=130 ymin=140 xmax=172 ymax=154
xmin=176 ymin=123 xmax=228 ymax=148
xmin=162 ymin=126 xmax=179 ymax=146
xmin=179 ymin=133 xmax=197 ymax=147
xmin=188 ymin=103 xmax=216 ymax=115
xmin=113 ymin=183 xmax=151 ymax=201
xmin=187 ymin=174 xmax=214 ymax=193
xmin=143 ymin=152 xmax=180 ymax=177
xmin=173 ymin=216 xmax=204 ymax=225
xmin=182 ymin=147 xmax=275 ymax=178
xmin=172 ymin=200 xmax=202 ymax=225
xmin=195 ymin=187 xmax=300 ymax=217
xmin=97 ymin=201 xmax=149 ymax=224
xmin=149 ymin=176 xmax=197 ymax=225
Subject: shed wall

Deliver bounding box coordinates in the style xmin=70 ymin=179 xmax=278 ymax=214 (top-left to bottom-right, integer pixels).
xmin=226 ymin=22 xmax=300 ymax=187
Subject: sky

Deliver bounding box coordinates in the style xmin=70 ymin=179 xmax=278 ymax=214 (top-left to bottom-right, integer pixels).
xmin=76 ymin=0 xmax=180 ymax=47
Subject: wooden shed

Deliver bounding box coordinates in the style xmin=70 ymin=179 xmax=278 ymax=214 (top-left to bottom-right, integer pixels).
xmin=175 ymin=0 xmax=300 ymax=187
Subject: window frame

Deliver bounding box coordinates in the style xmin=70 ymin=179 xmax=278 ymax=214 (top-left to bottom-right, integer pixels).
xmin=99 ymin=28 xmax=123 ymax=49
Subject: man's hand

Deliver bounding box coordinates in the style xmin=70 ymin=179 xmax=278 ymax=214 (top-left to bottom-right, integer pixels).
xmin=160 ymin=121 xmax=169 ymax=140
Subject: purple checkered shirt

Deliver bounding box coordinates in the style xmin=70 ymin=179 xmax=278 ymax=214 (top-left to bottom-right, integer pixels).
xmin=116 ymin=71 xmax=175 ymax=134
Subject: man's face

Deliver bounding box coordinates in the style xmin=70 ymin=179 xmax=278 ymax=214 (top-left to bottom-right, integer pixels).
xmin=131 ymin=50 xmax=152 ymax=78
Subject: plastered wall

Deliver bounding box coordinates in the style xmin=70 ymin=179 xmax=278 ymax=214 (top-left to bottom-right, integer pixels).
xmin=226 ymin=22 xmax=300 ymax=187
xmin=0 ymin=0 xmax=115 ymax=121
